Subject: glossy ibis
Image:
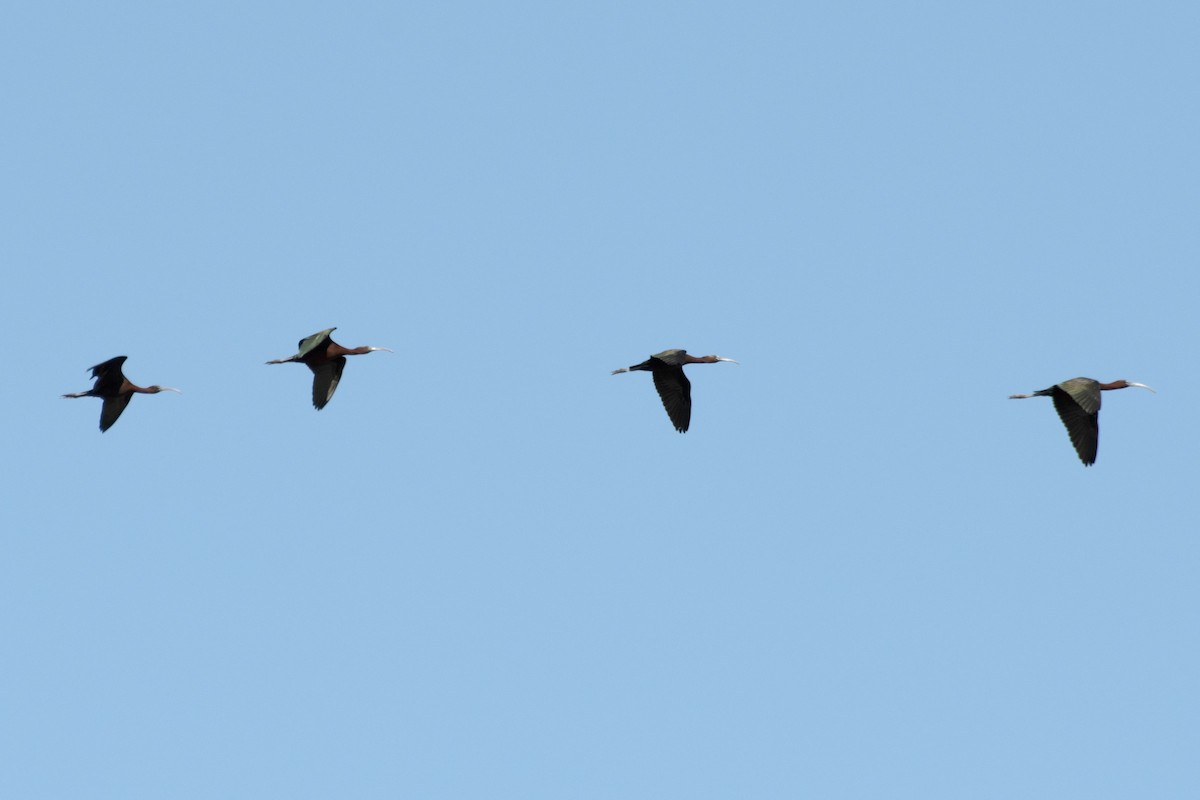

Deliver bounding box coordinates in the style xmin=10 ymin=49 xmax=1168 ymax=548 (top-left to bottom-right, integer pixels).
xmin=267 ymin=328 xmax=392 ymax=409
xmin=62 ymin=356 xmax=181 ymax=432
xmin=1009 ymin=378 xmax=1155 ymax=466
xmin=612 ymin=349 xmax=737 ymax=432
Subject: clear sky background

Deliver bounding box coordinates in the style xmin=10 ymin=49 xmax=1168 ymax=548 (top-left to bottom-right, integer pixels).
xmin=3 ymin=2 xmax=1198 ymax=797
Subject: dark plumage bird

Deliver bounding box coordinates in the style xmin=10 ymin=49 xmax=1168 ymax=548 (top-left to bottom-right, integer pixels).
xmin=62 ymin=356 xmax=181 ymax=432
xmin=266 ymin=328 xmax=392 ymax=409
xmin=1009 ymin=377 xmax=1155 ymax=465
xmin=612 ymin=348 xmax=737 ymax=432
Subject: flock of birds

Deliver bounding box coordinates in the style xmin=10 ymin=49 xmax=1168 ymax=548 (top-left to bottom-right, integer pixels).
xmin=63 ymin=329 xmax=1155 ymax=467
xmin=61 ymin=328 xmax=391 ymax=431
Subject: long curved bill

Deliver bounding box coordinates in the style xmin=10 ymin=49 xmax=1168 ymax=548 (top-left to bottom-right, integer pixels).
xmin=1128 ymin=382 xmax=1156 ymax=393
xmin=161 ymin=387 xmax=183 ymax=394
xmin=715 ymin=356 xmax=739 ymax=365
xmin=370 ymin=347 xmax=395 ymax=353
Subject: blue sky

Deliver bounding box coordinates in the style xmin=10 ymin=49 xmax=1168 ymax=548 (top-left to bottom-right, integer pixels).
xmin=4 ymin=2 xmax=1199 ymax=797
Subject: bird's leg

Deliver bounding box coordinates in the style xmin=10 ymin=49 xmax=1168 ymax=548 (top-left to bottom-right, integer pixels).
xmin=612 ymin=361 xmax=654 ymax=375
xmin=62 ymin=392 xmax=91 ymax=399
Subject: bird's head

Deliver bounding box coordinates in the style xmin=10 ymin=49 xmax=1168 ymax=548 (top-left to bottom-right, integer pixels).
xmin=684 ymin=354 xmax=739 ymax=365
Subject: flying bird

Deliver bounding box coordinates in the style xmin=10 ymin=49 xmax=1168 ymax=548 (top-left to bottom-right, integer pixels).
xmin=612 ymin=349 xmax=737 ymax=432
xmin=62 ymin=356 xmax=181 ymax=432
xmin=266 ymin=328 xmax=392 ymax=409
xmin=1009 ymin=377 xmax=1155 ymax=465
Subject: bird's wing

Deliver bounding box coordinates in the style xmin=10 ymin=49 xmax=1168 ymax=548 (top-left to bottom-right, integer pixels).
xmin=310 ymin=356 xmax=346 ymax=410
xmin=652 ymin=365 xmax=692 ymax=432
xmin=1052 ymin=388 xmax=1099 ymax=466
xmin=91 ymin=356 xmax=129 ymax=395
xmin=99 ymin=393 xmax=133 ymax=432
xmin=1059 ymin=379 xmax=1101 ymax=415
xmin=296 ymin=329 xmax=335 ymax=359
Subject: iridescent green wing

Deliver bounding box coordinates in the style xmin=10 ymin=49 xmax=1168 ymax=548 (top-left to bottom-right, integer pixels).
xmin=1051 ymin=385 xmax=1099 ymax=466
xmin=1057 ymin=378 xmax=1101 ymax=415
xmin=651 ymin=349 xmax=687 ymax=366
xmin=296 ymin=328 xmax=336 ymax=360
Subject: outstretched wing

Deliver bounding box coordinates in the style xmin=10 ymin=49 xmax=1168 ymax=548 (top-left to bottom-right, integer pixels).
xmin=652 ymin=364 xmax=692 ymax=433
xmin=1051 ymin=387 xmax=1099 ymax=466
xmin=99 ymin=393 xmax=133 ymax=432
xmin=90 ymin=356 xmax=129 ymax=395
xmin=309 ymin=356 xmax=346 ymax=410
xmin=1057 ymin=378 xmax=1102 ymax=415
xmin=296 ymin=328 xmax=335 ymax=360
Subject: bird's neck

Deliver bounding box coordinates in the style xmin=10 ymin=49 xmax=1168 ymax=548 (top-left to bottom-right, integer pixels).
xmin=328 ymin=344 xmax=372 ymax=357
xmin=1098 ymin=380 xmax=1129 ymax=391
